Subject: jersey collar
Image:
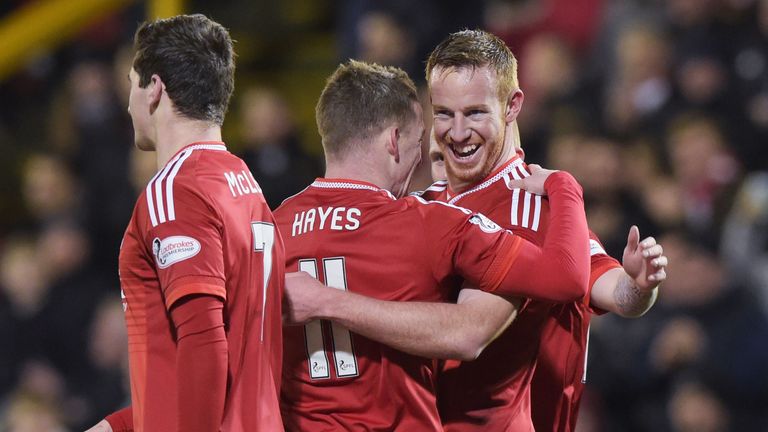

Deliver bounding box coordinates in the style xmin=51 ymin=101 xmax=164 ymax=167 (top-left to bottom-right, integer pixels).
xmin=175 ymin=141 xmax=227 ymax=156
xmin=446 ymin=155 xmax=526 ymax=204
xmin=311 ymin=178 xmax=396 ymax=200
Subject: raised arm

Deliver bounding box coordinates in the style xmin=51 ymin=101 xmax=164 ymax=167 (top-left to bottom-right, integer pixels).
xmin=484 ymin=167 xmax=590 ymax=302
xmin=590 ymin=226 xmax=667 ymax=317
xmin=284 ymin=272 xmax=519 ymax=361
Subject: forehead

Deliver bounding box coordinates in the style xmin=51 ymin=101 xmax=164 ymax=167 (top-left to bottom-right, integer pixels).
xmin=428 ymin=66 xmax=498 ymax=105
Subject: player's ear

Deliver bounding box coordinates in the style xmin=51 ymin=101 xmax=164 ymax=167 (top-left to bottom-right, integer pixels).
xmin=148 ymin=74 xmax=164 ymax=113
xmin=504 ymin=89 xmax=524 ymax=123
xmin=386 ymin=126 xmax=400 ymax=163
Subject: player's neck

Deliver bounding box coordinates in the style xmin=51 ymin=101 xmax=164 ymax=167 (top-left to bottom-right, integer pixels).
xmin=324 ymin=159 xmax=391 ymax=192
xmin=154 ymin=119 xmax=222 ymax=168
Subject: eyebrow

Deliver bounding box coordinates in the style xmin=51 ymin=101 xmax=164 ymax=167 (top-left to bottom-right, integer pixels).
xmin=432 ymin=104 xmax=490 ymax=112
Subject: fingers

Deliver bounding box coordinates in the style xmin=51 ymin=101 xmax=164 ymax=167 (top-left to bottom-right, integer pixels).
xmin=528 ymin=163 xmax=542 ymax=173
xmin=651 ymin=255 xmax=668 ymax=268
xmin=648 ymin=267 xmax=667 ymax=282
xmin=642 ymin=243 xmax=663 ymax=258
xmin=640 ymin=236 xmax=657 ymax=249
xmin=506 ymin=178 xmax=522 ymax=190
xmin=627 ymin=225 xmax=640 ymax=250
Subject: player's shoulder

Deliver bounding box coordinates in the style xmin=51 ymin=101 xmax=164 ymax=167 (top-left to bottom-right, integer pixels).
xmin=402 ymin=194 xmax=477 ymax=222
xmin=275 ymin=184 xmax=313 ymax=216
xmin=410 ymin=180 xmax=448 ymax=201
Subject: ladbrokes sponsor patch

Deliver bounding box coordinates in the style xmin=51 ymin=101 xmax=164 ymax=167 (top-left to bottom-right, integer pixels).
xmin=469 ymin=213 xmax=502 ymax=233
xmin=152 ymin=236 xmax=201 ymax=268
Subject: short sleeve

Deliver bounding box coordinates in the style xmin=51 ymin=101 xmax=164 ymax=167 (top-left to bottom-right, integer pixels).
xmin=145 ymin=177 xmax=226 ymax=309
xmin=586 ymin=231 xmax=622 ymax=315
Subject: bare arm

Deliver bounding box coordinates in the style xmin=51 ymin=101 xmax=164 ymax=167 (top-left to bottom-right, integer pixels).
xmin=590 ymin=226 xmax=667 ymax=317
xmin=284 ymin=272 xmax=519 ymax=361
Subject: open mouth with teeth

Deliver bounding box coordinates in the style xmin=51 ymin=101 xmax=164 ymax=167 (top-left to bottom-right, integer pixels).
xmin=449 ymin=143 xmax=481 ymax=159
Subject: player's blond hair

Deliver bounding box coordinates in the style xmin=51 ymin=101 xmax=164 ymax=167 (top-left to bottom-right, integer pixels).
xmin=426 ymin=29 xmax=519 ymax=102
xmin=316 ymin=60 xmax=419 ymax=159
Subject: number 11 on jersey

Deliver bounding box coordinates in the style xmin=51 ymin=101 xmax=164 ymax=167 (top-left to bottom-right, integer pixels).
xmin=299 ymin=257 xmax=359 ymax=380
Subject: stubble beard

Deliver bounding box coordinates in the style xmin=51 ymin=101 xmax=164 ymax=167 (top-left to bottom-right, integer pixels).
xmin=444 ymin=136 xmax=504 ymax=191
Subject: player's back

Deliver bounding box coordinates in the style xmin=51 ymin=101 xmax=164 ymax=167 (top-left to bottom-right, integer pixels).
xmin=119 ymin=143 xmax=285 ymax=431
xmin=275 ymin=178 xmax=478 ymax=432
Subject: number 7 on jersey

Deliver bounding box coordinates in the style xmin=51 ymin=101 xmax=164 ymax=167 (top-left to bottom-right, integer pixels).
xmin=299 ymin=257 xmax=359 ymax=380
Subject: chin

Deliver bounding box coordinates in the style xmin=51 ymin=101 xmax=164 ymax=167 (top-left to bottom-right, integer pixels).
xmin=447 ymin=157 xmax=494 ymax=185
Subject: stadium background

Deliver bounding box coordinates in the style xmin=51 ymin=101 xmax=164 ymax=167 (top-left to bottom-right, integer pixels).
xmin=0 ymin=0 xmax=767 ymax=430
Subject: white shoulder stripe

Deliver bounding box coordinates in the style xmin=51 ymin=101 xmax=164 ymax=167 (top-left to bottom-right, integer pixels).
xmin=146 ymin=172 xmax=161 ymax=227
xmin=509 ymin=167 xmax=522 ymax=226
xmin=522 ymin=191 xmax=532 ymax=228
xmin=507 ymin=162 xmax=544 ymax=232
xmin=425 ymin=181 xmax=448 ymax=192
xmin=165 ymin=149 xmax=194 ymax=222
xmin=146 ymin=148 xmax=195 ymax=227
xmin=532 ymin=195 xmax=542 ymax=230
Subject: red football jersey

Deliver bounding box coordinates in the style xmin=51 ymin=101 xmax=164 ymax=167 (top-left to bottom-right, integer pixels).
xmin=119 ymin=142 xmax=285 ymax=432
xmin=423 ymin=155 xmax=620 ymax=432
xmin=274 ymin=178 xmax=526 ymax=432
xmin=530 ymin=235 xmax=620 ymax=432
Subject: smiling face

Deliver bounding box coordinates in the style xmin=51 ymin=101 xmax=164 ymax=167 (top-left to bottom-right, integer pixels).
xmin=429 ymin=65 xmax=514 ymax=190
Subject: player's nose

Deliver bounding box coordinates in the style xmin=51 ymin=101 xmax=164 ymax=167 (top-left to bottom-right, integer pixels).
xmin=448 ymin=115 xmax=471 ymax=143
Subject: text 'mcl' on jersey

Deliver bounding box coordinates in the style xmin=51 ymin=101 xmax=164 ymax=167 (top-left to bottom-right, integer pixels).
xmin=119 ymin=142 xmax=285 ymax=431
xmin=420 ymin=154 xmax=620 ymax=432
xmin=274 ymin=178 xmax=526 ymax=431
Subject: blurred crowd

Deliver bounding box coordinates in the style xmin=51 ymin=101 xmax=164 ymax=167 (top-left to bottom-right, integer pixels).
xmin=1 ymin=0 xmax=767 ymax=430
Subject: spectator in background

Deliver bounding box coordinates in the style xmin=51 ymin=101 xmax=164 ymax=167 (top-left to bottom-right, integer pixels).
xmin=665 ymin=113 xmax=740 ymax=238
xmin=338 ymin=0 xmax=484 ymax=83
xmin=21 ymin=153 xmax=80 ymax=225
xmin=0 ymin=222 xmax=105 ymax=429
xmin=47 ymin=58 xmax=134 ymax=276
xmin=2 ymin=391 xmax=68 ymax=432
xmin=79 ymin=296 xmax=129 ymax=428
xmin=356 ymin=11 xmax=415 ymax=74
xmin=237 ymin=86 xmax=321 ymax=209
xmin=604 ymin=21 xmax=674 ymax=139
xmin=589 ymin=231 xmax=768 ymax=430
xmin=516 ymin=33 xmax=592 ymax=165
xmin=729 ymin=0 xmax=768 ymax=170
xmin=721 ymin=171 xmax=768 ymax=316
xmin=548 ymin=133 xmax=655 ymax=258
xmin=0 ymin=235 xmax=46 ymax=395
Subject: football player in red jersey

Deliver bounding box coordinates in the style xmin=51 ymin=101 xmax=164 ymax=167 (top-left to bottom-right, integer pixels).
xmin=87 ymin=14 xmax=285 ymax=432
xmin=285 ymin=31 xmax=668 ymax=432
xmin=423 ymin=30 xmax=667 ymax=432
xmin=276 ymin=60 xmax=593 ymax=431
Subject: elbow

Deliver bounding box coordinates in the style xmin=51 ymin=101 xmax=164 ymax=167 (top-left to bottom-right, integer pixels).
xmin=453 ymin=344 xmax=483 ymax=362
xmin=550 ymin=270 xmax=590 ymax=303
xmin=451 ymin=332 xmax=491 ymax=361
